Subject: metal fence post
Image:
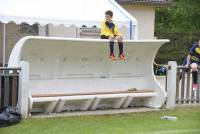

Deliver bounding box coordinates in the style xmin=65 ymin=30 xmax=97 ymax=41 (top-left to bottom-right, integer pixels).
xmin=166 ymin=61 xmax=177 ymax=109
xmin=18 ymin=61 xmax=29 ymax=117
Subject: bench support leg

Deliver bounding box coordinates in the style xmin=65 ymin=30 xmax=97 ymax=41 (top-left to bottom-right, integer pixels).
xmin=112 ymin=97 xmax=127 ymax=108
xmin=80 ymin=99 xmax=94 ymax=110
xmin=44 ymin=101 xmax=58 ymax=114
xmin=122 ymin=96 xmax=133 ymax=108
xmin=90 ymin=98 xmax=101 ymax=110
xmin=55 ymin=100 xmax=66 ymax=113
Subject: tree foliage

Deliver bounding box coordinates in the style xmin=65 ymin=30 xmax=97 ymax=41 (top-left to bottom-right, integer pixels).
xmin=155 ymin=0 xmax=200 ymax=33
xmin=155 ymin=0 xmax=200 ymax=64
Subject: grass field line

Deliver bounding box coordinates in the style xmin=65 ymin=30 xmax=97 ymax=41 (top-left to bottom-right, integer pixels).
xmin=136 ymin=129 xmax=200 ymax=134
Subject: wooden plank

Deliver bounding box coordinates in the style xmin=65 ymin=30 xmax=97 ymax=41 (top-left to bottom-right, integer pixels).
xmin=16 ymin=76 xmax=19 ymax=103
xmin=11 ymin=76 xmax=18 ymax=106
xmin=197 ymin=87 xmax=200 ymax=103
xmin=197 ymin=89 xmax=200 ymax=103
xmin=191 ymin=88 xmax=195 ymax=103
xmin=9 ymin=77 xmax=12 ymax=106
xmin=197 ymin=72 xmax=200 ymax=103
xmin=176 ymin=70 xmax=181 ymax=104
xmin=32 ymin=89 xmax=155 ymax=98
xmin=194 ymin=89 xmax=197 ymax=104
xmin=3 ymin=70 xmax=9 ymax=106
xmin=180 ymin=71 xmax=185 ymax=104
xmin=1 ymin=77 xmax=4 ymax=108
xmin=165 ymin=74 xmax=167 ymax=91
xmin=188 ymin=74 xmax=192 ymax=104
xmin=186 ymin=72 xmax=190 ymax=104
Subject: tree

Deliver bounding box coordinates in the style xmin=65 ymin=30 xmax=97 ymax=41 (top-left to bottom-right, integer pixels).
xmin=154 ymin=0 xmax=200 ymax=64
xmin=155 ymin=0 xmax=200 ymax=33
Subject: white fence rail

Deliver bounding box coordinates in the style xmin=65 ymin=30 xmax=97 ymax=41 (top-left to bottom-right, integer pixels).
xmin=176 ymin=66 xmax=200 ymax=104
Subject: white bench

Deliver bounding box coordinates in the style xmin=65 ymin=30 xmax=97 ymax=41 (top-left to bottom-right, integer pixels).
xmin=29 ymin=89 xmax=156 ymax=114
xmin=8 ymin=37 xmax=169 ymax=117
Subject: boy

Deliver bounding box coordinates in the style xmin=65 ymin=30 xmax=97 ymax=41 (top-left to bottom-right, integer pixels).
xmin=183 ymin=38 xmax=200 ymax=91
xmin=101 ymin=10 xmax=125 ymax=60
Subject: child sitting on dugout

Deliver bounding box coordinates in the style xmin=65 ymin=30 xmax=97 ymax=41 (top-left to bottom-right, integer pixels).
xmin=100 ymin=10 xmax=125 ymax=60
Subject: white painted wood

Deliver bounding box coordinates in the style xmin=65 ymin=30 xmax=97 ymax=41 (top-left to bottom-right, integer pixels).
xmin=184 ymin=74 xmax=187 ymax=104
xmin=189 ymin=75 xmax=192 ymax=104
xmin=178 ymin=78 xmax=182 ymax=104
xmin=194 ymin=90 xmax=197 ymax=104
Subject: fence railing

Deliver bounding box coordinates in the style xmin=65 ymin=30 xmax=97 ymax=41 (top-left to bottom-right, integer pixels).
xmin=0 ymin=67 xmax=21 ymax=109
xmin=176 ymin=66 xmax=200 ymax=104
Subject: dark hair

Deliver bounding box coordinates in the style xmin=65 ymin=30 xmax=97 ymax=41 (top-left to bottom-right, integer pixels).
xmin=105 ymin=10 xmax=113 ymax=17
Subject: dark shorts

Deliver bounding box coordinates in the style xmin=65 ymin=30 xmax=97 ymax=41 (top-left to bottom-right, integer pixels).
xmin=101 ymin=35 xmax=109 ymax=39
xmin=101 ymin=35 xmax=118 ymax=39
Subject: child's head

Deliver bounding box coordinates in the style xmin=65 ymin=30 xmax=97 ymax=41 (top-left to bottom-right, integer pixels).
xmin=105 ymin=10 xmax=113 ymax=22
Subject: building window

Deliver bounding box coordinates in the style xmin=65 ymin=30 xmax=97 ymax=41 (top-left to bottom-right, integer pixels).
xmin=18 ymin=23 xmax=38 ymax=35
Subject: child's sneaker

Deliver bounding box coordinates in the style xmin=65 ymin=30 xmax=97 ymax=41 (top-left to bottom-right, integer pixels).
xmin=192 ymin=84 xmax=198 ymax=91
xmin=109 ymin=54 xmax=117 ymax=60
xmin=119 ymin=54 xmax=126 ymax=60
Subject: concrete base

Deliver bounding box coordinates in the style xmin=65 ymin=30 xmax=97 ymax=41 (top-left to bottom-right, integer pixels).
xmin=31 ymin=107 xmax=162 ymax=118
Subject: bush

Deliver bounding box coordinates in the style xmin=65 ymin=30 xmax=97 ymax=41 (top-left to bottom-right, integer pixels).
xmin=154 ymin=32 xmax=200 ymax=65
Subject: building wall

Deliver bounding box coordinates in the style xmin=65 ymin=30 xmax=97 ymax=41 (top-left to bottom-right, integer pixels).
xmin=0 ymin=23 xmax=38 ymax=66
xmin=120 ymin=4 xmax=155 ymax=39
xmin=48 ymin=24 xmax=77 ymax=38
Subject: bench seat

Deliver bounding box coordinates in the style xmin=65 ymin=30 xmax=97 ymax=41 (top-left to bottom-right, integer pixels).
xmin=29 ymin=89 xmax=156 ymax=114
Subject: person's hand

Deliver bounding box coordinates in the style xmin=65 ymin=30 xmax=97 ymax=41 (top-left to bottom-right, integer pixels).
xmin=185 ymin=64 xmax=189 ymax=68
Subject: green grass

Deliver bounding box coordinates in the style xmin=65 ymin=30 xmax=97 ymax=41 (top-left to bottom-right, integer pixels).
xmin=0 ymin=106 xmax=200 ymax=134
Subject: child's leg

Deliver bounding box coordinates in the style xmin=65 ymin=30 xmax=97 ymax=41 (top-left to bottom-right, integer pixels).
xmin=192 ymin=71 xmax=198 ymax=84
xmin=116 ymin=36 xmax=123 ymax=55
xmin=109 ymin=35 xmax=115 ymax=55
xmin=191 ymin=63 xmax=198 ymax=84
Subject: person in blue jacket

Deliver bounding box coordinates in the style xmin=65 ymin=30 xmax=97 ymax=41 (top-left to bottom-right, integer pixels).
xmin=183 ymin=38 xmax=200 ymax=91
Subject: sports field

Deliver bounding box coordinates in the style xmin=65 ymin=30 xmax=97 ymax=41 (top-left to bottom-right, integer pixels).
xmin=0 ymin=106 xmax=200 ymax=134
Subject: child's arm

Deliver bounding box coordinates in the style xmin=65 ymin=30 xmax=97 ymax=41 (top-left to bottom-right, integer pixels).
xmin=101 ymin=22 xmax=110 ymax=36
xmin=185 ymin=54 xmax=191 ymax=67
xmin=113 ymin=25 xmax=121 ymax=36
xmin=185 ymin=45 xmax=195 ymax=67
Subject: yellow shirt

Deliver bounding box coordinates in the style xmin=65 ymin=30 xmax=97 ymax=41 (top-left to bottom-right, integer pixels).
xmin=100 ymin=20 xmax=121 ymax=36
